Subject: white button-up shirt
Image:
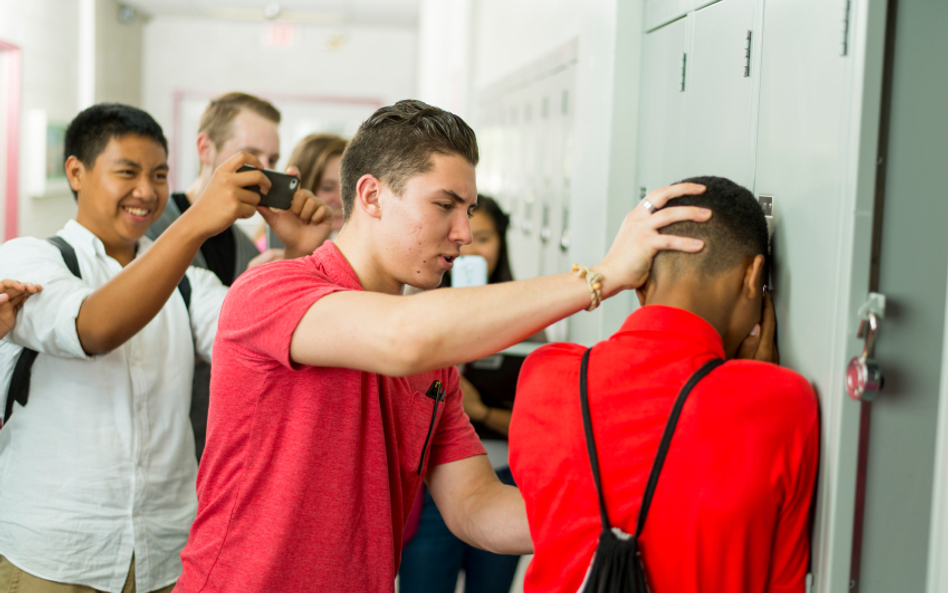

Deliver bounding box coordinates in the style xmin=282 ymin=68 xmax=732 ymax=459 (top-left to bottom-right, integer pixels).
xmin=0 ymin=220 xmax=227 ymax=593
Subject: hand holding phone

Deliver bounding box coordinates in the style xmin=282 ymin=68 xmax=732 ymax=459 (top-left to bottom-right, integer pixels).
xmin=237 ymin=165 xmax=300 ymax=210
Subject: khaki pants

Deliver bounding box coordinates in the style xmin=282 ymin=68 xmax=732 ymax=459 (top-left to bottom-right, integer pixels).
xmin=0 ymin=556 xmax=174 ymax=593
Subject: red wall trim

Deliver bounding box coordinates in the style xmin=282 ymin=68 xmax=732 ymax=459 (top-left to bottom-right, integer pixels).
xmin=0 ymin=40 xmax=21 ymax=240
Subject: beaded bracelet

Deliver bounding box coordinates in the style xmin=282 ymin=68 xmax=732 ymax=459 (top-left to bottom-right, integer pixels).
xmin=572 ymin=264 xmax=603 ymax=312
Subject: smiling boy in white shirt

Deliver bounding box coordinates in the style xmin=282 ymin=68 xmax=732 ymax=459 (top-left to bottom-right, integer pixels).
xmin=0 ymin=103 xmax=331 ymax=593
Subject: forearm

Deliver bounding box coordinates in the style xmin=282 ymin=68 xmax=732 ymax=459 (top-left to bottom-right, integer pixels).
xmin=479 ymin=408 xmax=512 ymax=436
xmin=447 ymin=481 xmax=532 ymax=555
xmin=395 ymin=271 xmax=597 ymax=373
xmin=76 ymin=214 xmax=206 ymax=354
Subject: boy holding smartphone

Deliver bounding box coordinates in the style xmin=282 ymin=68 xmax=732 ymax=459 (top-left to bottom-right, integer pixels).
xmin=145 ymin=92 xmax=317 ymax=460
xmin=0 ymin=103 xmax=331 ymax=593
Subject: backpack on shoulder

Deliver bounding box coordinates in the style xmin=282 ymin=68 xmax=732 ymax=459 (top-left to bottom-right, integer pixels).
xmin=2 ymin=236 xmax=191 ymax=427
xmin=578 ymin=348 xmax=723 ymax=593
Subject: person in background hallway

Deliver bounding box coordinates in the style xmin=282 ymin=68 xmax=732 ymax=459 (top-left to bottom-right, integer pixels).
xmin=174 ymin=99 xmax=713 ymax=592
xmin=146 ymin=92 xmax=312 ymax=461
xmin=286 ymin=132 xmax=347 ymax=237
xmin=399 ymin=195 xmax=529 ymax=593
xmin=0 ymin=103 xmax=331 ymax=593
xmin=0 ymin=280 xmax=42 ymax=341
xmin=509 ymin=176 xmax=817 ymax=593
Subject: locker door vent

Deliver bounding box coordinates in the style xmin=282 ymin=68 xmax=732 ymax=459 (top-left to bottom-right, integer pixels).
xmin=841 ymin=0 xmax=852 ymax=56
xmin=680 ymin=52 xmax=687 ymax=92
xmin=744 ymin=31 xmax=753 ymax=77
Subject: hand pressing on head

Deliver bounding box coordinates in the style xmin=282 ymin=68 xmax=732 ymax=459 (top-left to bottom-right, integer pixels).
xmin=0 ymin=280 xmax=42 ymax=340
xmin=593 ymin=183 xmax=712 ymax=298
xmin=259 ymin=165 xmax=334 ymax=260
xmin=737 ymin=292 xmax=779 ymax=364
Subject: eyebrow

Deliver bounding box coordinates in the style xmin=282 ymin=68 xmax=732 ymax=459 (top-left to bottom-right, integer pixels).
xmin=113 ymin=159 xmax=142 ymax=169
xmin=240 ymin=147 xmax=280 ymax=162
xmin=439 ymin=189 xmax=476 ymax=208
xmin=112 ymin=159 xmax=168 ymax=172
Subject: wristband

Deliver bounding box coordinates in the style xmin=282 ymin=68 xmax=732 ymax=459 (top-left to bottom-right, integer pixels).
xmin=572 ymin=264 xmax=603 ymax=312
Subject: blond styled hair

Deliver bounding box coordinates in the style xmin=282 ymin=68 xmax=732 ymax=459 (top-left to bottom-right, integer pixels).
xmin=287 ymin=133 xmax=347 ymax=192
xmin=198 ymin=92 xmax=281 ymax=149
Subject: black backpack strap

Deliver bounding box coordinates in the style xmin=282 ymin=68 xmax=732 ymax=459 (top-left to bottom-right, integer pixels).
xmin=579 ymin=349 xmax=724 ymax=536
xmin=177 ymin=273 xmax=191 ymax=312
xmin=5 ymin=349 xmax=38 ymax=424
xmin=46 ymin=236 xmax=81 ymax=279
xmin=4 ymin=237 xmax=82 ymax=425
xmin=633 ymin=357 xmax=724 ymax=537
xmin=580 ymin=348 xmax=613 ymax=531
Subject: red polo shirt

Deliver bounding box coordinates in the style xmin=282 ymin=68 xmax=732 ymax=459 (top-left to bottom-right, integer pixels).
xmin=509 ymin=305 xmax=818 ymax=593
xmin=176 ymin=241 xmax=486 ymax=593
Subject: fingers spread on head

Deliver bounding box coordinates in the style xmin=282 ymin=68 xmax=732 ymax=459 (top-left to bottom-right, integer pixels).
xmin=649 ymin=205 xmax=711 ymax=230
xmin=655 ymin=234 xmax=704 ymax=255
xmin=647 ymin=183 xmax=706 ymax=209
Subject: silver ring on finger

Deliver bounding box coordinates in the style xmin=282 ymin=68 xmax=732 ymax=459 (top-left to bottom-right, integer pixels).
xmin=641 ymin=198 xmax=657 ymax=214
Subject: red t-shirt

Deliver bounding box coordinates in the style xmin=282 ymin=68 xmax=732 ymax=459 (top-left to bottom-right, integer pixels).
xmin=176 ymin=241 xmax=486 ymax=593
xmin=509 ymin=305 xmax=819 ymax=593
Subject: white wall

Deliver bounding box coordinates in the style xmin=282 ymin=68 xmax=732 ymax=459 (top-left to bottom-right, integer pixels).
xmin=141 ymin=16 xmax=418 ymax=190
xmin=95 ymin=0 xmax=144 ymax=107
xmin=422 ymin=0 xmax=643 ymax=345
xmin=0 ymin=0 xmax=146 ymax=240
xmin=0 ymin=0 xmax=81 ymax=239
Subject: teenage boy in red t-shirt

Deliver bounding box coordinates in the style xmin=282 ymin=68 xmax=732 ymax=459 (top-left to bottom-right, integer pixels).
xmin=175 ymin=100 xmax=717 ymax=592
xmin=509 ymin=176 xmax=819 ymax=593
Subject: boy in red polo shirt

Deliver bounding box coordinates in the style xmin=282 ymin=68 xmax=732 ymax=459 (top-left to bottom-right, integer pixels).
xmin=175 ymin=101 xmax=719 ymax=592
xmin=509 ymin=176 xmax=819 ymax=593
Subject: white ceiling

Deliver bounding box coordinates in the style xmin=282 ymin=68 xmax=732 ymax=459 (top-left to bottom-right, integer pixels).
xmin=120 ymin=0 xmax=420 ymax=28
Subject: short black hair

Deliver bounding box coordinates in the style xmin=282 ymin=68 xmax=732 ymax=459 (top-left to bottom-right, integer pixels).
xmin=64 ymin=103 xmax=168 ymax=197
xmin=654 ymin=176 xmax=769 ymax=280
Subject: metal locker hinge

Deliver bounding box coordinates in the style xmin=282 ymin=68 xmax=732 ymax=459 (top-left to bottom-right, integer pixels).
xmin=680 ymin=53 xmax=687 ymax=92
xmin=744 ymin=31 xmax=752 ymax=77
xmin=846 ymin=293 xmax=886 ymax=401
xmin=841 ymin=0 xmax=852 ymax=56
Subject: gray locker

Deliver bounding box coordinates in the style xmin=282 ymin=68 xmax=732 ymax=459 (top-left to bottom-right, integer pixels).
xmin=682 ymin=0 xmax=759 ymax=187
xmin=634 ymin=0 xmax=926 ymax=591
xmin=637 ymin=15 xmax=689 ymax=194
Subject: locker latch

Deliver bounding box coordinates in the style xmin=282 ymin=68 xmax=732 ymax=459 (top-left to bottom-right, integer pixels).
xmin=846 ymin=293 xmax=886 ymax=401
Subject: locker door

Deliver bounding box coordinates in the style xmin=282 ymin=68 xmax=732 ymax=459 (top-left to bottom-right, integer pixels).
xmin=682 ymin=0 xmax=758 ymax=187
xmin=637 ymin=16 xmax=689 ymax=193
xmin=518 ymin=96 xmax=542 ymax=281
xmin=540 ymin=67 xmax=576 ymax=343
xmin=752 ymin=0 xmax=860 ymax=589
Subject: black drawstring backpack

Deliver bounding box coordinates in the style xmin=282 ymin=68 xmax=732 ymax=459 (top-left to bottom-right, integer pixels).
xmin=579 ymin=348 xmax=723 ymax=593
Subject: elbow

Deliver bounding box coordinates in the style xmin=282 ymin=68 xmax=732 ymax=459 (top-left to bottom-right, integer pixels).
xmin=76 ymin=322 xmax=123 ymax=356
xmin=383 ymin=316 xmax=438 ymax=377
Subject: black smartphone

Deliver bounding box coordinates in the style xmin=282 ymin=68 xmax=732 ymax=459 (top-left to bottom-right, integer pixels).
xmin=236 ymin=165 xmax=299 ymax=210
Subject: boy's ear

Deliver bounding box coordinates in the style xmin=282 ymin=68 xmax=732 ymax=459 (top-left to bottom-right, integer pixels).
xmin=65 ymin=155 xmax=85 ymax=195
xmin=636 ymin=275 xmax=656 ymax=307
xmin=355 ymin=174 xmax=383 ymax=220
xmin=742 ymin=254 xmax=767 ymax=299
xmin=196 ymin=133 xmax=215 ymax=168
